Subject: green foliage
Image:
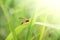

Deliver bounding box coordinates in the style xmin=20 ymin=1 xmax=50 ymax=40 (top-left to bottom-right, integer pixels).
xmin=0 ymin=0 xmax=60 ymax=40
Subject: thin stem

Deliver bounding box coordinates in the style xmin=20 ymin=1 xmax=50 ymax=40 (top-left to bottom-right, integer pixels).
xmin=26 ymin=13 xmax=37 ymax=40
xmin=0 ymin=1 xmax=17 ymax=40
xmin=39 ymin=16 xmax=48 ymax=40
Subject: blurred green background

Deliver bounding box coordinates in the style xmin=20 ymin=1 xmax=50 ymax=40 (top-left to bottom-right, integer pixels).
xmin=0 ymin=0 xmax=60 ymax=40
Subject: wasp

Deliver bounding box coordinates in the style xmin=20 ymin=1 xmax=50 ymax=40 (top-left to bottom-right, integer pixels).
xmin=19 ymin=17 xmax=29 ymax=24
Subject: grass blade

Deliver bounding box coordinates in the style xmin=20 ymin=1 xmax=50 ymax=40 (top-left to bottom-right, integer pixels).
xmin=0 ymin=0 xmax=17 ymax=40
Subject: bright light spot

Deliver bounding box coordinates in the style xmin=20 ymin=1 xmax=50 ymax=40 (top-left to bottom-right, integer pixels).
xmin=34 ymin=0 xmax=60 ymax=29
xmin=35 ymin=0 xmax=60 ymax=16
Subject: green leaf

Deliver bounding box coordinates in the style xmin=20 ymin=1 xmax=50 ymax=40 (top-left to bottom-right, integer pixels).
xmin=5 ymin=23 xmax=29 ymax=40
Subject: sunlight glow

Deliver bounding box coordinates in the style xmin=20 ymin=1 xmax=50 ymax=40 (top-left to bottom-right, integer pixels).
xmin=34 ymin=0 xmax=60 ymax=29
xmin=35 ymin=0 xmax=60 ymax=16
